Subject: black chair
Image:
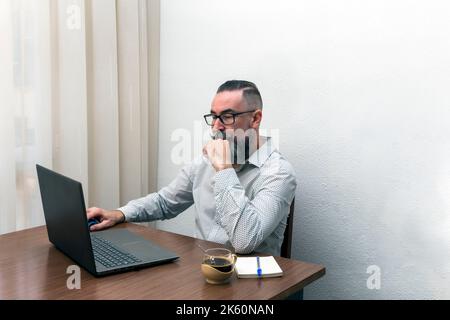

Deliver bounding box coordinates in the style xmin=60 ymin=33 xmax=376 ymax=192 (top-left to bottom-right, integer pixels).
xmin=280 ymin=198 xmax=295 ymax=259
xmin=280 ymin=198 xmax=303 ymax=300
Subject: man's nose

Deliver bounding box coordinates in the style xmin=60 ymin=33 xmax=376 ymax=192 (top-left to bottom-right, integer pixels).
xmin=212 ymin=118 xmax=225 ymax=131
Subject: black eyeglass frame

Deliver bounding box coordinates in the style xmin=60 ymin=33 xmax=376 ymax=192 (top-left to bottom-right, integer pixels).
xmin=203 ymin=110 xmax=256 ymax=126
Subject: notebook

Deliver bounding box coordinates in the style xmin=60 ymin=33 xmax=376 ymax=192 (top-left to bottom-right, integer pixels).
xmin=235 ymin=256 xmax=283 ymax=278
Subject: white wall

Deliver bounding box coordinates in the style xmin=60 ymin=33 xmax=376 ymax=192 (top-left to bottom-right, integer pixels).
xmin=157 ymin=0 xmax=450 ymax=299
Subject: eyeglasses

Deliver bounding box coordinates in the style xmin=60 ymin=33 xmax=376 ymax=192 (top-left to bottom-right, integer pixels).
xmin=203 ymin=110 xmax=256 ymax=126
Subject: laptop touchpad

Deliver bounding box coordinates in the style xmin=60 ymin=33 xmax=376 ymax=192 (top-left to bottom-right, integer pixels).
xmin=121 ymin=241 xmax=167 ymax=260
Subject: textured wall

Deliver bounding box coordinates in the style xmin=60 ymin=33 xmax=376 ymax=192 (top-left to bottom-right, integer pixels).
xmin=157 ymin=0 xmax=450 ymax=299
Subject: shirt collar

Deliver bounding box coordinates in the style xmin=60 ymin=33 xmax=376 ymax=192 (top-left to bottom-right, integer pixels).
xmin=246 ymin=136 xmax=275 ymax=168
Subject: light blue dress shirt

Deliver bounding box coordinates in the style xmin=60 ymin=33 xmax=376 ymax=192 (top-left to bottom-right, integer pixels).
xmin=118 ymin=137 xmax=297 ymax=255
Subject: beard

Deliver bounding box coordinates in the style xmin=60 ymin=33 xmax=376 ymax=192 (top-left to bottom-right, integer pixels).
xmin=210 ymin=129 xmax=257 ymax=165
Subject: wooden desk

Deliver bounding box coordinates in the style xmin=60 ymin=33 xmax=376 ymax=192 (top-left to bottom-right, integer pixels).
xmin=0 ymin=223 xmax=325 ymax=299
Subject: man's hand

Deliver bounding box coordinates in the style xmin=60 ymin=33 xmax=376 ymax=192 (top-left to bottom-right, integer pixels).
xmin=203 ymin=139 xmax=233 ymax=172
xmin=86 ymin=207 xmax=125 ymax=231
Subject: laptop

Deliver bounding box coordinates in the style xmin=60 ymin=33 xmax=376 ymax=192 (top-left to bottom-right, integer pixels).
xmin=36 ymin=164 xmax=179 ymax=277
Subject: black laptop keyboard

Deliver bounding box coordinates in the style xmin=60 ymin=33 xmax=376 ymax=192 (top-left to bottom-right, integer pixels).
xmin=91 ymin=236 xmax=142 ymax=268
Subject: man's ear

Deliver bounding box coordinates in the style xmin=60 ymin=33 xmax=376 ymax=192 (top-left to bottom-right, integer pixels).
xmin=251 ymin=109 xmax=262 ymax=129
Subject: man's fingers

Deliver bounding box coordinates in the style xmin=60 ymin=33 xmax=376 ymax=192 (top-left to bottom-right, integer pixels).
xmin=204 ymin=141 xmax=214 ymax=157
xmin=87 ymin=211 xmax=95 ymax=220
xmin=90 ymin=220 xmax=109 ymax=232
xmin=204 ymin=140 xmax=230 ymax=162
xmin=87 ymin=207 xmax=102 ymax=220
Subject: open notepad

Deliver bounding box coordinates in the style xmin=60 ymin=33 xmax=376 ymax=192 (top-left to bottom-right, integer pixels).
xmin=235 ymin=256 xmax=283 ymax=278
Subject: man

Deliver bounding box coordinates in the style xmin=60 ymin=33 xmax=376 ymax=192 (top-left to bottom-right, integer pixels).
xmin=87 ymin=80 xmax=296 ymax=255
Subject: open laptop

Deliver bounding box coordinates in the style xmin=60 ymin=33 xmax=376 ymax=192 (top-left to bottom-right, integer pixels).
xmin=36 ymin=164 xmax=179 ymax=277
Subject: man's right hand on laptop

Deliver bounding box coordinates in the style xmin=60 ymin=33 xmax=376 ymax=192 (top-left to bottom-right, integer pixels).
xmin=86 ymin=207 xmax=125 ymax=231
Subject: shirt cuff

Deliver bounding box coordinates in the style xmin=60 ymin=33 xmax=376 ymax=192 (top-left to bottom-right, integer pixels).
xmin=117 ymin=205 xmax=135 ymax=222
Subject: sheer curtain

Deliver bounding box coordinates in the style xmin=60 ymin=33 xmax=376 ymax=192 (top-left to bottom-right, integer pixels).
xmin=0 ymin=0 xmax=158 ymax=235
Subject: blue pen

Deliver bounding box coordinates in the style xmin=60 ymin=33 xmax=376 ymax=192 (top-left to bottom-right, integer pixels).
xmin=256 ymin=256 xmax=262 ymax=278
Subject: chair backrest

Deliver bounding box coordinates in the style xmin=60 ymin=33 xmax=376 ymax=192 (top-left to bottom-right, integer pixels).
xmin=280 ymin=198 xmax=295 ymax=258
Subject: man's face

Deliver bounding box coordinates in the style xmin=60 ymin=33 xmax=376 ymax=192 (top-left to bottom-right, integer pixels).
xmin=209 ymin=90 xmax=261 ymax=164
xmin=210 ymin=90 xmax=254 ymax=132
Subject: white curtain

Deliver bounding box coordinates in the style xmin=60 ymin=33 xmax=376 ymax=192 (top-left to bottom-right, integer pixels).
xmin=0 ymin=0 xmax=156 ymax=235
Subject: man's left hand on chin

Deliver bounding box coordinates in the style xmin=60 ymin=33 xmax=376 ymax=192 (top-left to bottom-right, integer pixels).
xmin=203 ymin=139 xmax=233 ymax=172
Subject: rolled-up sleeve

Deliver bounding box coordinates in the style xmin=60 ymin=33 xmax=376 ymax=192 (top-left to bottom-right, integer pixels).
xmin=118 ymin=164 xmax=195 ymax=222
xmin=213 ymin=165 xmax=296 ymax=254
